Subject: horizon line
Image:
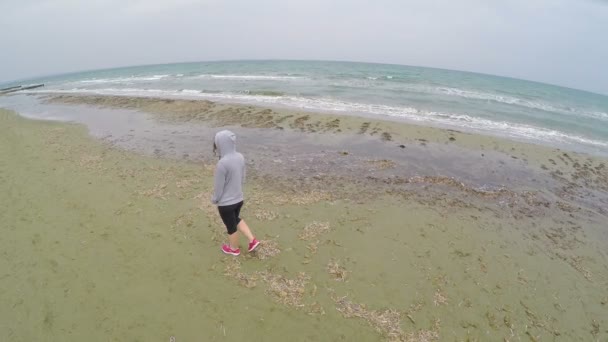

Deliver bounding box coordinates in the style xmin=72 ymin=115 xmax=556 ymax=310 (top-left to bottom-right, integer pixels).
xmin=2 ymin=58 xmax=607 ymax=97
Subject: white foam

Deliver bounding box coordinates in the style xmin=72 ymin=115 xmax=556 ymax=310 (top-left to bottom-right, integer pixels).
xmin=330 ymin=80 xmax=608 ymax=122
xmin=32 ymin=87 xmax=608 ymax=151
xmin=436 ymin=87 xmax=608 ymax=121
xmin=178 ymin=89 xmax=201 ymax=94
xmin=192 ymin=74 xmax=304 ymax=81
xmin=78 ymin=75 xmax=170 ymax=84
xmin=587 ymin=110 xmax=608 ymax=121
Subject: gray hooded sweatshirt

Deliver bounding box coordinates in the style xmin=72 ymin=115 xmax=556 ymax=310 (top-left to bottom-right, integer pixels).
xmin=211 ymin=130 xmax=245 ymax=206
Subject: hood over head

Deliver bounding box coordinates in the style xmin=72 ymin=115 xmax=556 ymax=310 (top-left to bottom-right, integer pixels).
xmin=214 ymin=130 xmax=236 ymax=157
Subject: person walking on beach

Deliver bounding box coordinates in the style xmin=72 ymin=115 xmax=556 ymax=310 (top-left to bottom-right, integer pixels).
xmin=212 ymin=130 xmax=260 ymax=256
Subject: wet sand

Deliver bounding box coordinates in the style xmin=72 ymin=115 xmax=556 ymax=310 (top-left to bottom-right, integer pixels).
xmin=1 ymin=94 xmax=608 ymax=341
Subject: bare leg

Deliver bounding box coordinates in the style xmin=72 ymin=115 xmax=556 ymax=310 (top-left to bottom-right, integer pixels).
xmin=228 ymin=231 xmax=240 ymax=250
xmin=237 ymin=219 xmax=255 ymax=242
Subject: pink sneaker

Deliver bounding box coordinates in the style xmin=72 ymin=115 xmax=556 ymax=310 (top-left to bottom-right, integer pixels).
xmin=248 ymin=238 xmax=260 ymax=252
xmin=221 ymin=244 xmax=240 ymax=256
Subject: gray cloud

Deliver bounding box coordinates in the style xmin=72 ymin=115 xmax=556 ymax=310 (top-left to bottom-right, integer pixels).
xmin=1 ymin=0 xmax=607 ymax=94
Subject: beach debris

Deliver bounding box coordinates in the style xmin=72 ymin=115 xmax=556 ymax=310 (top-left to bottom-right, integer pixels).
xmin=327 ymin=259 xmax=348 ymax=281
xmin=270 ymin=190 xmax=332 ymax=206
xmin=367 ymin=159 xmax=396 ymax=170
xmin=257 ymin=271 xmax=310 ymax=308
xmin=292 ymin=115 xmax=310 ymax=130
xmin=254 ymin=209 xmax=278 ymax=221
xmin=79 ymin=154 xmax=103 ymax=170
xmin=556 ymin=201 xmax=578 ymax=213
xmin=138 ymin=183 xmax=169 ymax=199
xmin=332 ymin=295 xmax=402 ymax=339
xmin=324 ymin=118 xmax=341 ymax=131
xmin=358 ymin=122 xmax=371 ymax=134
xmin=249 ymin=238 xmax=281 ymax=260
xmin=298 ymin=221 xmax=331 ymax=240
xmin=202 ymin=163 xmax=215 ymax=175
xmin=485 ymin=311 xmax=499 ymax=330
xmin=566 ymin=255 xmax=593 ymax=281
xmin=331 ymin=293 xmax=440 ymax=342
xmin=402 ymin=327 xmax=441 ymax=342
xmin=409 ymin=301 xmax=425 ymax=314
xmin=307 ymin=301 xmax=326 ymax=316
xmin=433 ymin=289 xmax=448 ymax=306
xmin=516 ymin=269 xmax=529 ymax=285
xmin=591 ymin=319 xmax=600 ymax=336
xmin=171 ymin=211 xmax=195 ymax=229
xmin=223 ymin=260 xmax=314 ymax=310
xmin=306 ymin=241 xmax=320 ymax=255
xmin=223 ymin=259 xmax=257 ymax=288
xmin=117 ymin=167 xmax=138 ymax=180
xmin=381 ymin=132 xmax=392 ymax=141
xmin=175 ymin=177 xmax=201 ymax=189
xmin=520 ymin=300 xmax=553 ymax=335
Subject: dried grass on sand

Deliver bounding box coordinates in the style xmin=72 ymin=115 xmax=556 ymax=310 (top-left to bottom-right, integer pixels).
xmin=327 ymin=259 xmax=348 ymax=281
xmin=331 ymin=293 xmax=440 ymax=342
xmin=432 ymin=290 xmax=448 ymax=306
xmin=257 ymin=271 xmax=310 ymax=308
xmin=138 ymin=183 xmax=169 ymax=199
xmin=298 ymin=221 xmax=331 ymax=240
xmin=269 ymin=190 xmax=332 ymax=206
xmin=223 ymin=259 xmax=258 ymax=289
xmin=248 ymin=239 xmax=281 ymax=260
xmin=254 ymin=209 xmax=278 ymax=221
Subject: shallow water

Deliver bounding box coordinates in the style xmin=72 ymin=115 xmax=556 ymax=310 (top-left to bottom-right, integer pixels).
xmin=6 ymin=60 xmax=608 ymax=156
xmin=0 ymin=94 xmax=549 ymax=191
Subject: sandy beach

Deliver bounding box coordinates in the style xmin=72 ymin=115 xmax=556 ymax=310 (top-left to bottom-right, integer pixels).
xmin=1 ymin=94 xmax=607 ymax=341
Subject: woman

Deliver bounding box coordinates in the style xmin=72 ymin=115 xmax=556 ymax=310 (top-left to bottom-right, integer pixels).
xmin=212 ymin=130 xmax=260 ymax=256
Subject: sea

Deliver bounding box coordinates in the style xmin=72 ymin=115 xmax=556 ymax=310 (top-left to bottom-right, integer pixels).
xmin=3 ymin=60 xmax=608 ymax=156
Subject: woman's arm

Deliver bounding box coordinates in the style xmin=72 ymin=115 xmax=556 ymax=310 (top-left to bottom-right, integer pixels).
xmin=211 ymin=163 xmax=226 ymax=204
xmin=242 ymin=159 xmax=246 ymax=186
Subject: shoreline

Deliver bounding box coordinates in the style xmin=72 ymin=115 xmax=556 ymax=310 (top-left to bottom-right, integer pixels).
xmin=2 ymin=93 xmax=607 ymax=215
xmin=41 ymin=93 xmax=608 ymax=204
xmin=3 ymin=93 xmax=608 ymax=210
xmin=1 ymin=95 xmax=608 ymax=340
xmin=36 ymin=92 xmax=608 ymax=159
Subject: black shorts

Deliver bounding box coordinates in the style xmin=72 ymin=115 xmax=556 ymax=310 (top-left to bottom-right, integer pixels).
xmin=218 ymin=201 xmax=243 ymax=235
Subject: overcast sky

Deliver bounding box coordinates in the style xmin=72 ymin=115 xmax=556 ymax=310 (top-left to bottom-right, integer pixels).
xmin=1 ymin=0 xmax=607 ymax=94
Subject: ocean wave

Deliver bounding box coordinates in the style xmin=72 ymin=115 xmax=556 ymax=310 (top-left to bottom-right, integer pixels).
xmin=178 ymin=89 xmax=204 ymax=94
xmin=327 ymin=79 xmax=608 ymax=121
xmin=78 ymin=75 xmax=171 ymax=84
xmin=241 ymin=90 xmax=286 ymax=97
xmin=436 ymin=87 xmax=565 ymax=113
xmin=183 ymin=89 xmax=286 ymax=97
xmin=436 ymin=87 xmax=608 ymax=121
xmin=192 ymin=74 xmax=304 ymax=81
xmin=32 ymin=87 xmax=608 ymax=150
xmin=78 ymin=74 xmax=306 ymax=83
xmin=587 ymin=110 xmax=608 ymax=121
